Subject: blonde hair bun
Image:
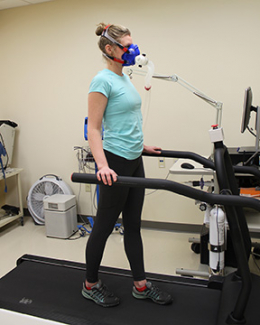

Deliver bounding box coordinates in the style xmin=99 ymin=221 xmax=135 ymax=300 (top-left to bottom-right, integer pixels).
xmin=95 ymin=23 xmax=107 ymax=36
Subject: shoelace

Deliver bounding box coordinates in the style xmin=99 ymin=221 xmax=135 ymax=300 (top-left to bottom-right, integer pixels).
xmin=146 ymin=284 xmax=162 ymax=299
xmin=92 ymin=284 xmax=113 ymax=299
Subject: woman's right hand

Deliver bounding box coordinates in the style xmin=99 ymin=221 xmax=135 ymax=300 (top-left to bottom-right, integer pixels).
xmin=97 ymin=166 xmax=118 ymax=186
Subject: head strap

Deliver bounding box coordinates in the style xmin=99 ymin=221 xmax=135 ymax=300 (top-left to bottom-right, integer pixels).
xmin=101 ymin=25 xmax=129 ymax=53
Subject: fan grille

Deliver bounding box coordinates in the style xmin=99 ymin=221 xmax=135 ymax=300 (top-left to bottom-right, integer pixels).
xmin=29 ymin=181 xmax=64 ymax=223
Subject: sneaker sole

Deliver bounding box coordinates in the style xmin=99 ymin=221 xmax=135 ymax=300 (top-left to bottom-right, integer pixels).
xmin=82 ymin=289 xmax=120 ymax=308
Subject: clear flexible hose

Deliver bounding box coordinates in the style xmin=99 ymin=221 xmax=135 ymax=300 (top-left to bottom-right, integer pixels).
xmin=134 ymin=55 xmax=155 ymax=130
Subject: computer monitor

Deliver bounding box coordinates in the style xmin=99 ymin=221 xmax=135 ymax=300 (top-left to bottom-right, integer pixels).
xmin=241 ymin=87 xmax=253 ymax=133
xmin=241 ymin=87 xmax=260 ymax=152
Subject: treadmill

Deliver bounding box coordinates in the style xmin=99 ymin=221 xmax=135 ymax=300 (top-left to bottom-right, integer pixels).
xmin=1 ymin=129 xmax=260 ymax=325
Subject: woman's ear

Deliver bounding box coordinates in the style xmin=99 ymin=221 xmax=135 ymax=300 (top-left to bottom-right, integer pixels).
xmin=105 ymin=43 xmax=117 ymax=56
xmin=105 ymin=43 xmax=113 ymax=55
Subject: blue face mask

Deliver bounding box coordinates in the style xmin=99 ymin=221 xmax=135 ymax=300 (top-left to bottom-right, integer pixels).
xmin=122 ymin=44 xmax=140 ymax=66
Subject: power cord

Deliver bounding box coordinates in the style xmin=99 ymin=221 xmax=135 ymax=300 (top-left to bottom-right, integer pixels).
xmin=145 ymin=171 xmax=170 ymax=196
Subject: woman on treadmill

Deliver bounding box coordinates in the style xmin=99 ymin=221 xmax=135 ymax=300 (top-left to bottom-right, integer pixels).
xmin=82 ymin=22 xmax=173 ymax=307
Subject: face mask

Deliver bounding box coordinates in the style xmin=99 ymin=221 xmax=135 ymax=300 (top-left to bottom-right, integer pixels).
xmin=122 ymin=44 xmax=140 ymax=66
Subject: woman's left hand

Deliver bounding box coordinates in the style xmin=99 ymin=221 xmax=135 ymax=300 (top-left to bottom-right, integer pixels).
xmin=143 ymin=145 xmax=162 ymax=155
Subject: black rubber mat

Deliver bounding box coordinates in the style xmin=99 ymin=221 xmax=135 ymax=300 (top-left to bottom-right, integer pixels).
xmin=0 ymin=255 xmax=224 ymax=325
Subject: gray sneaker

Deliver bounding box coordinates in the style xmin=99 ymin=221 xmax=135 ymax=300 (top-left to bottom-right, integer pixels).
xmin=132 ymin=281 xmax=172 ymax=305
xmin=82 ymin=280 xmax=120 ymax=307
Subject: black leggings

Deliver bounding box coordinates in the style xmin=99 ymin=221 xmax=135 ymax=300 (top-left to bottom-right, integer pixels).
xmin=86 ymin=150 xmax=146 ymax=283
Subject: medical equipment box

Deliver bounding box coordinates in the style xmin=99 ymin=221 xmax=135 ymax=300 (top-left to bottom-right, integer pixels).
xmin=43 ymin=194 xmax=77 ymax=239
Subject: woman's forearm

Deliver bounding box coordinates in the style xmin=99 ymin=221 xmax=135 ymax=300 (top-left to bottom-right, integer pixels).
xmin=88 ymin=129 xmax=108 ymax=170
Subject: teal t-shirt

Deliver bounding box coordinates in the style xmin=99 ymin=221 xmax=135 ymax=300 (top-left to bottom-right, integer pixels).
xmin=89 ymin=69 xmax=143 ymax=160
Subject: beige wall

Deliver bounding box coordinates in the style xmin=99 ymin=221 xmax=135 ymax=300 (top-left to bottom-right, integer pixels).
xmin=1 ymin=0 xmax=260 ymax=225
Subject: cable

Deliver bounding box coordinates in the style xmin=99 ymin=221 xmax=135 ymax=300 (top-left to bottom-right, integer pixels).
xmin=0 ymin=132 xmax=9 ymax=169
xmin=145 ymin=172 xmax=170 ymax=196
xmin=247 ymin=126 xmax=256 ymax=138
xmin=74 ymin=146 xmax=95 ymax=171
xmin=68 ymin=233 xmax=82 ymax=240
xmin=73 ymin=145 xmax=97 ymax=236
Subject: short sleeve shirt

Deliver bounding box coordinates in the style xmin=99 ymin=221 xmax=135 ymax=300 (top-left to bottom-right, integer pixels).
xmin=89 ymin=69 xmax=143 ymax=160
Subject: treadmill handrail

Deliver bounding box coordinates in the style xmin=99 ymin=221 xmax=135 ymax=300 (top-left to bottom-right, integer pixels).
xmin=71 ymin=173 xmax=260 ymax=212
xmin=143 ymin=149 xmax=260 ymax=179
xmin=143 ymin=150 xmax=214 ymax=168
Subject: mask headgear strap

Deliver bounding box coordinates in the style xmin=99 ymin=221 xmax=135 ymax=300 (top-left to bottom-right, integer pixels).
xmin=101 ymin=25 xmax=129 ymax=64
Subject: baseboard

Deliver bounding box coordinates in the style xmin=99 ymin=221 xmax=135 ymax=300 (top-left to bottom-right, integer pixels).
xmin=77 ymin=214 xmax=202 ymax=234
xmin=22 ymin=210 xmax=260 ymax=238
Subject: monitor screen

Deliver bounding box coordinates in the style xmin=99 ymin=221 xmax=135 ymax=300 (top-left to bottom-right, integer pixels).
xmin=241 ymin=87 xmax=253 ymax=133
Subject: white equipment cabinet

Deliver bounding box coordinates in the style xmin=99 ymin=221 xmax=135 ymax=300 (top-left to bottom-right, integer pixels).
xmin=43 ymin=194 xmax=77 ymax=239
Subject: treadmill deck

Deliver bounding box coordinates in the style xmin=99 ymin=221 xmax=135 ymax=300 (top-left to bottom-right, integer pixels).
xmin=0 ymin=255 xmax=222 ymax=325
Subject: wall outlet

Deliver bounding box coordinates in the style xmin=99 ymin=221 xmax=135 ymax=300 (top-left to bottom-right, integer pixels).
xmin=85 ymin=184 xmax=91 ymax=192
xmin=158 ymin=157 xmax=165 ymax=168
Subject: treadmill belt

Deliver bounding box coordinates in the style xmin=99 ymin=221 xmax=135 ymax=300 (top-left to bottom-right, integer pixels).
xmin=0 ymin=255 xmax=221 ymax=325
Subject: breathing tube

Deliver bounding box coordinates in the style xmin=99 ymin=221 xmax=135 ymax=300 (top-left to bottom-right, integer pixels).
xmin=135 ymin=55 xmax=155 ymax=91
xmin=134 ymin=54 xmax=155 ymax=130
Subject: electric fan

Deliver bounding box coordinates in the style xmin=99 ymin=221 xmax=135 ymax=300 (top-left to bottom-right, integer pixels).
xmin=27 ymin=174 xmax=73 ymax=225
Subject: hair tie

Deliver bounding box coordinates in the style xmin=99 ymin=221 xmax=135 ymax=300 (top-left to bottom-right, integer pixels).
xmin=102 ymin=24 xmax=111 ymax=36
